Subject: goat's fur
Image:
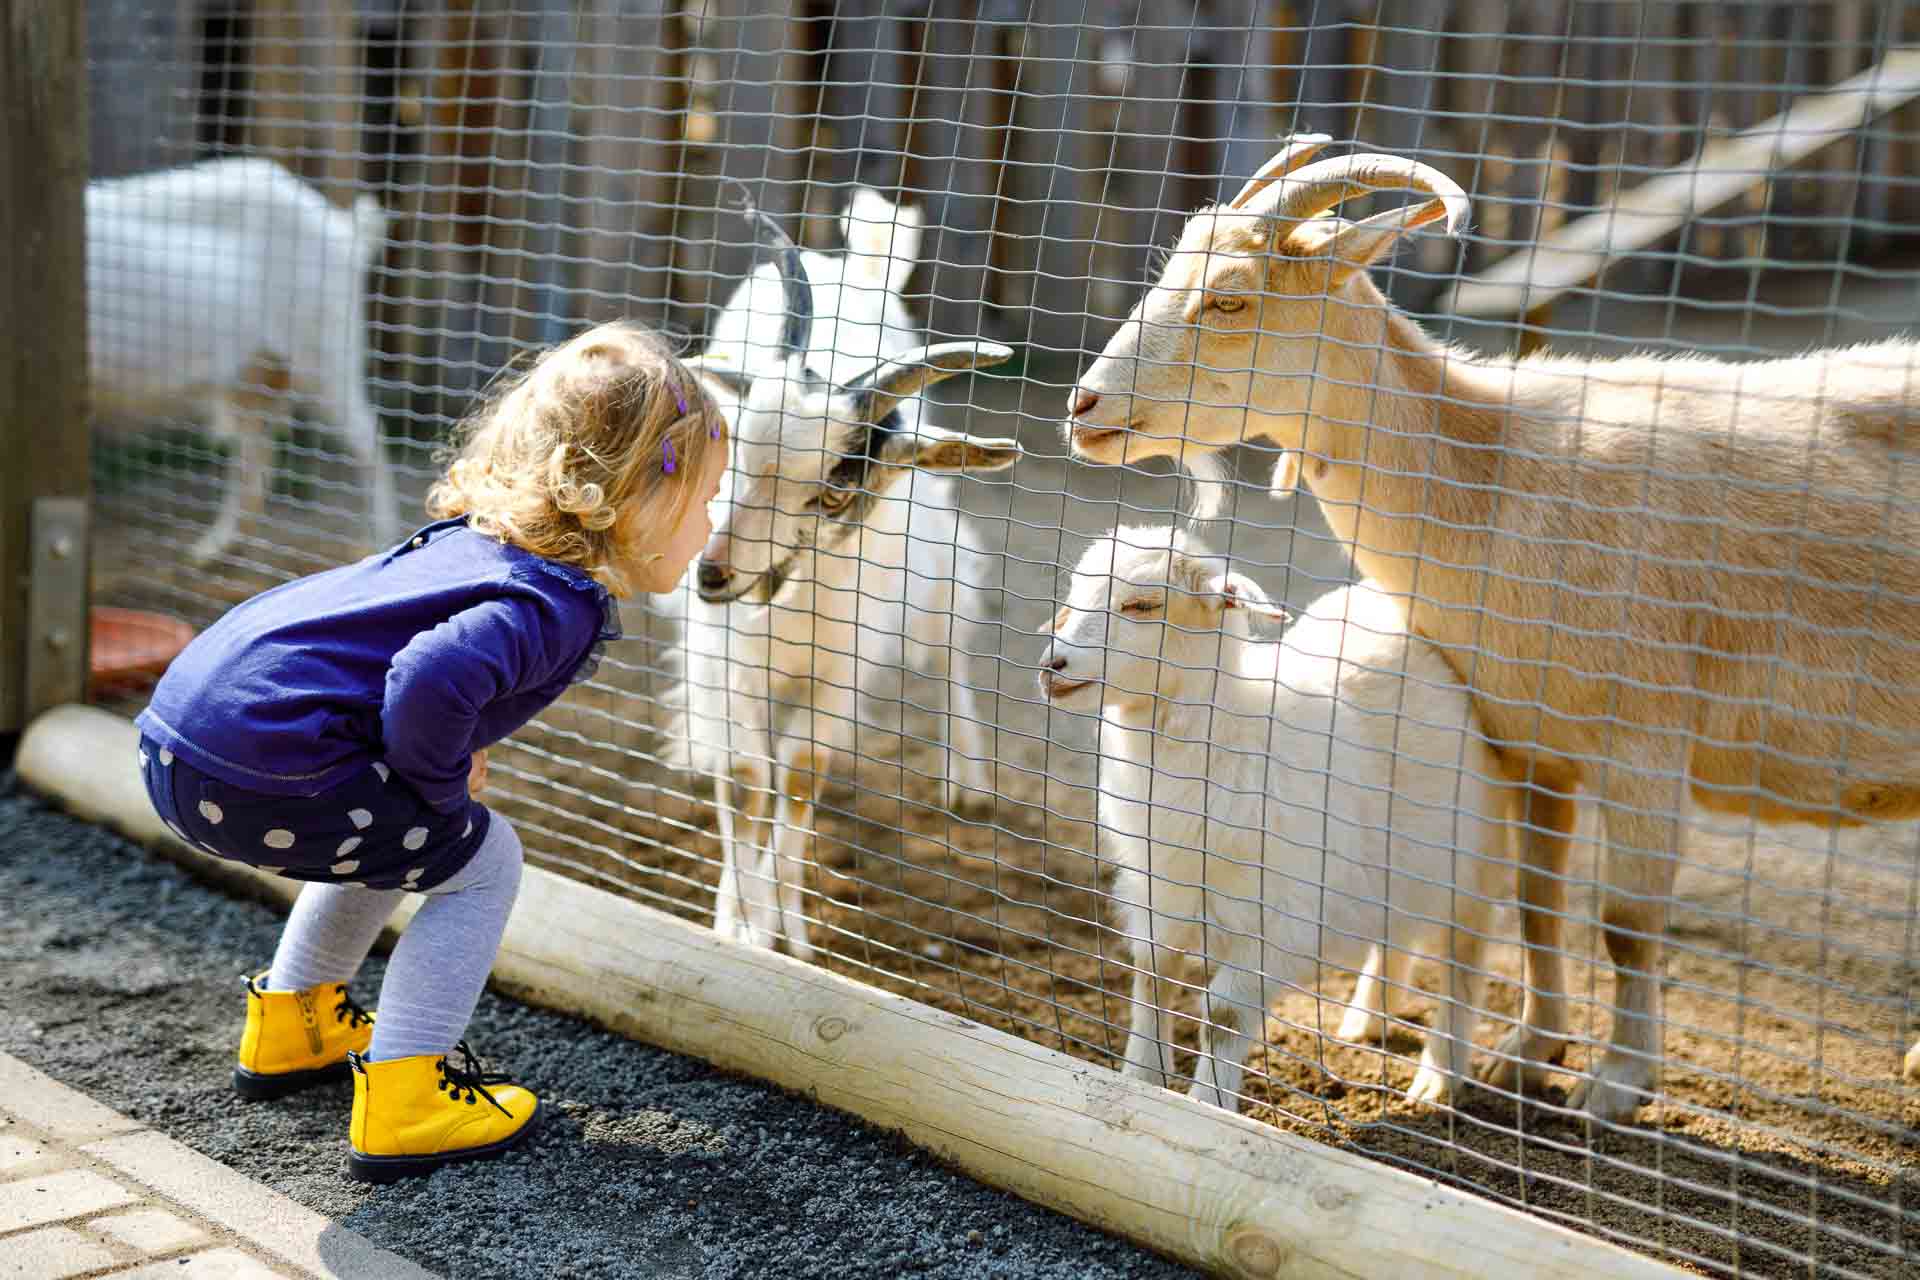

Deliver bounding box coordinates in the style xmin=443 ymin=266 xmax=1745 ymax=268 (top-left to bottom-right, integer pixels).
xmin=666 ymin=190 xmax=1017 ymax=962
xmin=1040 ymin=527 xmax=1513 ymax=1108
xmin=87 ymin=157 xmax=396 ymax=563
xmin=1068 ymin=138 xmax=1920 ymax=1112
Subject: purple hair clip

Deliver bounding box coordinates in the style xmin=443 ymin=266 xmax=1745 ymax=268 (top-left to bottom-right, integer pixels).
xmin=662 ymin=437 xmax=677 ymax=474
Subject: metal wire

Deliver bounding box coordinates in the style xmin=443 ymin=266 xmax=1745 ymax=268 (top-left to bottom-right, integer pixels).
xmin=79 ymin=3 xmax=1920 ymax=1276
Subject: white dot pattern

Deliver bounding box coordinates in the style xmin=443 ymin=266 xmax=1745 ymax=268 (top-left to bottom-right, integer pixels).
xmin=336 ymin=836 xmax=362 ymax=857
xmin=137 ymin=749 xmax=148 ymax=768
xmin=402 ymin=827 xmax=428 ymax=851
xmin=372 ymin=762 xmax=390 ymax=783
xmin=158 ymin=749 xmax=174 ymax=766
xmin=331 ymin=859 xmax=360 ymax=875
xmin=347 ymin=808 xmax=373 ymax=830
xmin=263 ymin=829 xmax=295 ymax=850
xmin=198 ymin=801 xmax=224 ymax=825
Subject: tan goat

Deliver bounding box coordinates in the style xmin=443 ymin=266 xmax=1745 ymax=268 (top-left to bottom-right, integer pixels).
xmin=1066 ymin=135 xmax=1920 ymax=1121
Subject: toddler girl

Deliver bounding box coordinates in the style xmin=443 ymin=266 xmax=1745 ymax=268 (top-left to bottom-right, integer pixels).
xmin=135 ymin=322 xmax=728 ymax=1182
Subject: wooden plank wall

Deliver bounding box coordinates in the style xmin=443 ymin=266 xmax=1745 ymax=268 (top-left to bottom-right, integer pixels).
xmin=95 ymin=0 xmax=1917 ymax=412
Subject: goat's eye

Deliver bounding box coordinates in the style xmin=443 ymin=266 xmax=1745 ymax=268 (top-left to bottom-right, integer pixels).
xmin=816 ymin=485 xmax=855 ymax=514
xmin=1118 ymin=598 xmax=1162 ymax=616
xmin=1207 ymin=294 xmax=1246 ymax=314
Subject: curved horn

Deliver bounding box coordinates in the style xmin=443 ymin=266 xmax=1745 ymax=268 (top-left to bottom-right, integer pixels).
xmin=1225 ymin=132 xmax=1334 ymax=210
xmin=1242 ymin=152 xmax=1469 ymax=237
xmin=732 ymin=182 xmax=813 ymax=361
xmin=840 ymin=341 xmax=1015 ymax=425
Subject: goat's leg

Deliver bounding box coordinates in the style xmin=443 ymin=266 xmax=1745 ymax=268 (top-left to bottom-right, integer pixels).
xmin=944 ymin=658 xmax=999 ymax=813
xmin=1334 ymin=941 xmax=1412 ymax=1044
xmin=768 ymin=749 xmax=826 ymax=963
xmin=1571 ymin=760 xmax=1685 ymax=1123
xmin=1408 ymin=887 xmax=1495 ymax=1107
xmin=1478 ymin=782 xmax=1576 ymax=1095
xmin=191 ymin=392 xmax=273 ymax=566
xmin=712 ymin=770 xmax=778 ymax=950
xmin=1189 ymin=932 xmax=1265 ymax=1113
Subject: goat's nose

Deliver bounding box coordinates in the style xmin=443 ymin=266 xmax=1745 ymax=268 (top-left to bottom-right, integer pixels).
xmin=1068 ymin=387 xmax=1099 ymax=418
xmin=696 ymin=560 xmax=730 ymax=594
xmin=1047 ymin=655 xmax=1068 ymax=672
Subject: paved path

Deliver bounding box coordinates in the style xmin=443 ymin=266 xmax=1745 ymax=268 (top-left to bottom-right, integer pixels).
xmin=0 ymin=1051 xmax=434 ymax=1280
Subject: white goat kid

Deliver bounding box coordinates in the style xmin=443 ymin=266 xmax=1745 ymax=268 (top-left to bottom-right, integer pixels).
xmin=1067 ymin=136 xmax=1920 ymax=1115
xmin=672 ymin=194 xmax=1017 ymax=961
xmin=87 ymin=156 xmax=396 ymax=564
xmin=1039 ymin=527 xmax=1512 ymax=1109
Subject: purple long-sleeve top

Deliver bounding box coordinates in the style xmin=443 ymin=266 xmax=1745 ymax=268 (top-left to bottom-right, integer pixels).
xmin=136 ymin=517 xmax=620 ymax=814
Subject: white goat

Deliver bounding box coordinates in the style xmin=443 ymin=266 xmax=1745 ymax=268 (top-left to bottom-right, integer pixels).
xmin=1038 ymin=526 xmax=1512 ymax=1109
xmin=87 ymin=156 xmax=396 ymax=564
xmin=1067 ymin=135 xmax=1920 ymax=1115
xmin=667 ymin=191 xmax=1018 ymax=961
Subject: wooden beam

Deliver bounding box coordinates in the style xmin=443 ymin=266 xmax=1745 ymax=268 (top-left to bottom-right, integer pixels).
xmin=1444 ymin=47 xmax=1920 ymax=319
xmin=0 ymin=0 xmax=90 ymax=732
xmin=18 ymin=704 xmax=1689 ymax=1280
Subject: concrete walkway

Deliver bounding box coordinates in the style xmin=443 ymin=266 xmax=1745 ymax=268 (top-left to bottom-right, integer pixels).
xmin=0 ymin=1051 xmax=433 ymax=1280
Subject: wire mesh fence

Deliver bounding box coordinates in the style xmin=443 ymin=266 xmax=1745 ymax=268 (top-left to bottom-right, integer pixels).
xmin=74 ymin=1 xmax=1920 ymax=1275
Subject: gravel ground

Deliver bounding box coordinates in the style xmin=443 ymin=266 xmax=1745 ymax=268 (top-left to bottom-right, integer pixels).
xmin=0 ymin=766 xmax=1203 ymax=1280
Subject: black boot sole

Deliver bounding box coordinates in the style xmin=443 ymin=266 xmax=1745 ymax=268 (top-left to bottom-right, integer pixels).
xmin=233 ymin=1061 xmax=352 ymax=1101
xmin=344 ymin=1100 xmax=542 ymax=1184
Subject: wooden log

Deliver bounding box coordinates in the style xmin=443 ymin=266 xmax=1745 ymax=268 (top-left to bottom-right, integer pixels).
xmin=1443 ymin=47 xmax=1920 ymax=319
xmin=18 ymin=703 xmax=1691 ymax=1280
xmin=0 ymin=0 xmax=90 ymax=731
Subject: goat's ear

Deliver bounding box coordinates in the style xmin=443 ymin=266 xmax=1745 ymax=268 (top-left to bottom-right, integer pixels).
xmin=1204 ymin=572 xmax=1289 ymax=622
xmin=683 ymin=353 xmax=753 ymax=397
xmin=1270 ymin=450 xmax=1302 ymax=497
xmin=892 ymin=427 xmax=1022 ymax=474
xmin=1321 ymin=198 xmax=1458 ymax=287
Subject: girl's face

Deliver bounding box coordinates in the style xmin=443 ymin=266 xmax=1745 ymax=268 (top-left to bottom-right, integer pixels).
xmin=631 ymin=449 xmax=726 ymax=596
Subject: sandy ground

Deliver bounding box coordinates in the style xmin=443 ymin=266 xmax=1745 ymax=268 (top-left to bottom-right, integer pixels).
xmin=81 ymin=261 xmax=1920 ymax=1277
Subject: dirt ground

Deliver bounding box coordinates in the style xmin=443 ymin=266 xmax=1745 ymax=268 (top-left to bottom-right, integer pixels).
xmin=85 ymin=265 xmax=1920 ymax=1279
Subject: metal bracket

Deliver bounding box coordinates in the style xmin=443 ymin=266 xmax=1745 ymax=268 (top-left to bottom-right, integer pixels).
xmin=24 ymin=497 xmax=90 ymax=723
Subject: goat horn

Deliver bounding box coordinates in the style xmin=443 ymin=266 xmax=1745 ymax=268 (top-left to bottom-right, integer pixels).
xmin=1225 ymin=133 xmax=1334 ymax=210
xmin=1245 ymin=153 xmax=1469 ymax=238
xmin=732 ymin=182 xmax=814 ymax=361
xmin=840 ymin=341 xmax=1015 ymax=425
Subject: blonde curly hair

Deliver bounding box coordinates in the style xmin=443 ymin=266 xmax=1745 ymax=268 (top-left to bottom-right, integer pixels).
xmin=427 ymin=321 xmax=728 ymax=598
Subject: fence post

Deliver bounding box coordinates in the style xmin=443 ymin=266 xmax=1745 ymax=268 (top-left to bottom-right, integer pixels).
xmin=0 ymin=0 xmax=91 ymax=733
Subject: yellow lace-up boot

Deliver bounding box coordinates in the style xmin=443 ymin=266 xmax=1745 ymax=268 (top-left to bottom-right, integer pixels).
xmin=234 ymin=971 xmax=375 ymax=1100
xmin=345 ymin=1043 xmax=541 ymax=1183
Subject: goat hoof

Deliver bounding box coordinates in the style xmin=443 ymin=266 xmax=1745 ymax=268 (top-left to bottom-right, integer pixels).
xmin=1475 ymin=1027 xmax=1565 ymax=1096
xmin=1568 ymin=1053 xmax=1657 ymax=1124
xmin=1405 ymin=1067 xmax=1454 ymax=1108
xmin=1333 ymin=1007 xmax=1387 ymax=1044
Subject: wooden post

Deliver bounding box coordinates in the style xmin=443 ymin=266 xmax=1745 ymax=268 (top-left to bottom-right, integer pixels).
xmin=0 ymin=0 xmax=91 ymax=733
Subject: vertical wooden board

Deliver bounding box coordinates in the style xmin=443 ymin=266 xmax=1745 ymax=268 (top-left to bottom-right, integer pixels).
xmin=1094 ymin=13 xmax=1195 ymax=322
xmin=1007 ymin=17 xmax=1099 ymax=358
xmin=570 ymin=0 xmax=686 ymax=327
xmin=1285 ymin=0 xmax=1356 ymax=141
xmin=1816 ymin=2 xmax=1873 ymax=260
xmin=85 ymin=0 xmax=197 ymax=179
xmin=314 ymin=0 xmax=365 ymax=206
xmin=0 ymin=0 xmax=89 ymax=731
xmin=468 ymin=1 xmax=543 ymax=368
xmin=1355 ymin=2 xmax=1450 ymax=309
xmin=912 ymin=4 xmax=1001 ymax=343
xmin=248 ymin=1 xmax=306 ymax=169
xmin=1207 ymin=0 xmax=1281 ymax=210
xmin=679 ymin=0 xmax=815 ymax=327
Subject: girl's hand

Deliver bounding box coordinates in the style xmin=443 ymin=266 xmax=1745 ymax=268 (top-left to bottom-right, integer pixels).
xmin=467 ymin=749 xmax=490 ymax=797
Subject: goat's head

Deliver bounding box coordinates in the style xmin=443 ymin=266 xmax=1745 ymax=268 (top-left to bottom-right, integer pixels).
xmin=1066 ymin=137 xmax=1468 ymax=468
xmin=685 ymin=198 xmax=1018 ymax=605
xmin=1037 ymin=525 xmax=1278 ymax=716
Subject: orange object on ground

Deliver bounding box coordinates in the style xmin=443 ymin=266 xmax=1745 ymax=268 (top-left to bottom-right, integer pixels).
xmin=89 ymin=606 xmax=197 ymax=698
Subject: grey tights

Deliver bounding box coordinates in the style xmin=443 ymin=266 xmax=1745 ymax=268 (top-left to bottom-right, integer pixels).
xmin=267 ymin=812 xmax=523 ymax=1061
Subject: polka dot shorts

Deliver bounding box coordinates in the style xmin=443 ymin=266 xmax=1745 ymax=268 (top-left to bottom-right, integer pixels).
xmin=138 ymin=736 xmax=490 ymax=893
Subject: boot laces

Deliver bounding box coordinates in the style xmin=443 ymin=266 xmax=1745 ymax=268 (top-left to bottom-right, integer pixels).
xmin=333 ymin=989 xmax=373 ymax=1030
xmin=436 ymin=1041 xmax=514 ymax=1118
